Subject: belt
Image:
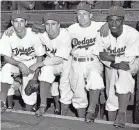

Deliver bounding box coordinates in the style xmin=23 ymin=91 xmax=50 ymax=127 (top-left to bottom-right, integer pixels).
xmin=27 ymin=56 xmax=37 ymax=61
xmin=73 ymin=57 xmax=94 ymax=62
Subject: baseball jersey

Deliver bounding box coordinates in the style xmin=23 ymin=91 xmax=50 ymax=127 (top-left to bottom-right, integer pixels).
xmin=0 ymin=28 xmax=45 ymax=62
xmin=67 ymin=21 xmax=105 ymax=57
xmin=93 ymin=25 xmax=139 ymax=67
xmin=38 ymin=28 xmax=71 ymax=60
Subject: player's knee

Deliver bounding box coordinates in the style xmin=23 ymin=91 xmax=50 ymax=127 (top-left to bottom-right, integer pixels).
xmin=86 ymin=72 xmax=104 ymax=90
xmin=38 ymin=66 xmax=55 ymax=83
xmin=1 ymin=63 xmax=19 ymax=84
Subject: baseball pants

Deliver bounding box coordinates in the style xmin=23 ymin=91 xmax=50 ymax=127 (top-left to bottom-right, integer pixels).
xmin=70 ymin=57 xmax=104 ymax=109
xmin=0 ymin=59 xmax=37 ymax=105
xmin=38 ymin=57 xmax=73 ymax=105
xmin=105 ymin=68 xmax=135 ymax=111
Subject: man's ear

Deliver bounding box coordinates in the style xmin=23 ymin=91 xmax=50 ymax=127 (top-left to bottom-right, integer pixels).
xmin=90 ymin=13 xmax=93 ymax=19
xmin=11 ymin=20 xmax=13 ymax=26
xmin=25 ymin=20 xmax=27 ymax=25
xmin=122 ymin=18 xmax=125 ymax=25
xmin=58 ymin=23 xmax=60 ymax=28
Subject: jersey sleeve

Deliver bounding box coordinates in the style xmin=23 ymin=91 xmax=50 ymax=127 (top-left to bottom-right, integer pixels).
xmin=115 ymin=28 xmax=139 ymax=63
xmin=55 ymin=31 xmax=71 ymax=60
xmin=32 ymin=34 xmax=46 ymax=57
xmin=93 ymin=32 xmax=112 ymax=68
xmin=67 ymin=24 xmax=76 ymax=39
xmin=0 ymin=33 xmax=12 ymax=57
xmin=130 ymin=57 xmax=139 ymax=76
xmin=93 ymin=32 xmax=106 ymax=55
xmin=95 ymin=22 xmax=106 ymax=31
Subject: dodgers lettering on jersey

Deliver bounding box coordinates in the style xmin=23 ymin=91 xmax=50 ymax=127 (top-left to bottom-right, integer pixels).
xmin=68 ymin=21 xmax=105 ymax=57
xmin=71 ymin=37 xmax=96 ymax=50
xmin=107 ymin=46 xmax=126 ymax=57
xmin=38 ymin=28 xmax=71 ymax=60
xmin=0 ymin=28 xmax=45 ymax=61
xmin=43 ymin=44 xmax=57 ymax=56
xmin=94 ymin=25 xmax=139 ymax=64
xmin=12 ymin=46 xmax=35 ymax=56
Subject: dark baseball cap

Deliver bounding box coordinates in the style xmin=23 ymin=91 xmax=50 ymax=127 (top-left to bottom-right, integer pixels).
xmin=43 ymin=13 xmax=60 ymax=23
xmin=12 ymin=10 xmax=27 ymax=21
xmin=108 ymin=5 xmax=125 ymax=17
xmin=76 ymin=3 xmax=92 ymax=13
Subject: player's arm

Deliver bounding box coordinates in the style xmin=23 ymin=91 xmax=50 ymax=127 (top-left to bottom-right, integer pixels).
xmin=130 ymin=57 xmax=139 ymax=76
xmin=32 ymin=56 xmax=44 ymax=80
xmin=29 ymin=56 xmax=63 ymax=73
xmin=93 ymin=33 xmax=112 ymax=68
xmin=97 ymin=22 xmax=109 ymax=37
xmin=4 ymin=55 xmax=30 ymax=75
xmin=4 ymin=55 xmax=20 ymax=66
xmin=43 ymin=56 xmax=63 ymax=66
xmin=115 ymin=28 xmax=139 ymax=63
xmin=0 ymin=33 xmax=30 ymax=75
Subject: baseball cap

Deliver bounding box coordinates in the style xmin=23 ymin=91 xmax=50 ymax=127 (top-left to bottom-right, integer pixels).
xmin=107 ymin=5 xmax=125 ymax=17
xmin=76 ymin=3 xmax=92 ymax=13
xmin=43 ymin=13 xmax=60 ymax=23
xmin=11 ymin=10 xmax=27 ymax=20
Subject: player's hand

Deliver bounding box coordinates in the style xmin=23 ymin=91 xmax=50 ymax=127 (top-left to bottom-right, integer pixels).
xmin=32 ymin=22 xmax=45 ymax=33
xmin=98 ymin=23 xmax=109 ymax=37
xmin=5 ymin=26 xmax=14 ymax=37
xmin=71 ymin=38 xmax=79 ymax=51
xmin=118 ymin=61 xmax=130 ymax=71
xmin=99 ymin=51 xmax=109 ymax=61
xmin=17 ymin=63 xmax=30 ymax=76
xmin=99 ymin=51 xmax=115 ymax=62
xmin=29 ymin=63 xmax=40 ymax=73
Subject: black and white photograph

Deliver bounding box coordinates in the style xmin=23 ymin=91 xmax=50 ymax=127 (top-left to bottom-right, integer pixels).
xmin=0 ymin=0 xmax=139 ymax=130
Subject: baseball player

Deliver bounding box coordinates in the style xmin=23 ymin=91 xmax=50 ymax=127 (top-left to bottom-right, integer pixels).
xmin=67 ymin=3 xmax=108 ymax=122
xmin=29 ymin=13 xmax=73 ymax=116
xmin=3 ymin=18 xmax=62 ymax=115
xmin=93 ymin=6 xmax=139 ymax=128
xmin=0 ymin=10 xmax=45 ymax=112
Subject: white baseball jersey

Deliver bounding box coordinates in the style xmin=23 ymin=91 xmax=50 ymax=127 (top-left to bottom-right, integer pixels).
xmin=0 ymin=28 xmax=45 ymax=61
xmin=37 ymin=28 xmax=73 ymax=105
xmin=0 ymin=28 xmax=45 ymax=105
xmin=37 ymin=28 xmax=71 ymax=60
xmin=67 ymin=21 xmax=105 ymax=57
xmin=67 ymin=21 xmax=105 ymax=109
xmin=94 ymin=24 xmax=139 ymax=111
xmin=94 ymin=25 xmax=139 ymax=66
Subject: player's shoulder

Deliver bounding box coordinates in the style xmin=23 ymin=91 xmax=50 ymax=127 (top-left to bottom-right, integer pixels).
xmin=0 ymin=31 xmax=12 ymax=41
xmin=90 ymin=21 xmax=105 ymax=30
xmin=60 ymin=28 xmax=70 ymax=37
xmin=68 ymin=23 xmax=79 ymax=30
xmin=124 ymin=25 xmax=139 ymax=34
xmin=27 ymin=27 xmax=37 ymax=36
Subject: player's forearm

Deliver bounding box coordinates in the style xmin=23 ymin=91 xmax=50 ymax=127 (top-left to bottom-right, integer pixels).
xmin=4 ymin=55 xmax=20 ymax=67
xmin=43 ymin=57 xmax=63 ymax=66
xmin=33 ymin=56 xmax=43 ymax=80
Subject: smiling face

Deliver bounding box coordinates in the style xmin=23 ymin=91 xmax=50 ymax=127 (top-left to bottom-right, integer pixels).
xmin=107 ymin=15 xmax=124 ymax=36
xmin=11 ymin=18 xmax=27 ymax=34
xmin=77 ymin=10 xmax=92 ymax=27
xmin=45 ymin=20 xmax=60 ymax=39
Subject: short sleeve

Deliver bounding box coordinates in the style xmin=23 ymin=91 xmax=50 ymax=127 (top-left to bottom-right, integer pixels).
xmin=93 ymin=32 xmax=105 ymax=55
xmin=33 ymin=34 xmax=46 ymax=57
xmin=0 ymin=33 xmax=12 ymax=57
xmin=55 ymin=31 xmax=71 ymax=60
xmin=95 ymin=22 xmax=106 ymax=31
